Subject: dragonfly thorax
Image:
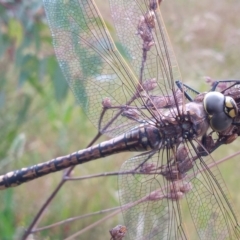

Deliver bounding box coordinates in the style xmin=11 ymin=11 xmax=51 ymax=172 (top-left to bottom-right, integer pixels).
xmin=156 ymin=101 xmax=209 ymax=148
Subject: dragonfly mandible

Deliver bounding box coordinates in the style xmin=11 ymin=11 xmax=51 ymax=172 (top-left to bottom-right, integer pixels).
xmin=1 ymin=0 xmax=240 ymax=239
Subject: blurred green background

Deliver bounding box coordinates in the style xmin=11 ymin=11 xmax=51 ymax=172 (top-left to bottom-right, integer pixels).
xmin=0 ymin=0 xmax=240 ymax=239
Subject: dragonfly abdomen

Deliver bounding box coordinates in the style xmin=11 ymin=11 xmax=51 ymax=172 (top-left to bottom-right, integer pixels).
xmin=0 ymin=126 xmax=161 ymax=189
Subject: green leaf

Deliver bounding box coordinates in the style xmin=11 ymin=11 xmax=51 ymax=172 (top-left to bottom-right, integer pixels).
xmin=47 ymin=56 xmax=69 ymax=102
xmin=0 ymin=189 xmax=15 ymax=238
xmin=53 ymin=63 xmax=69 ymax=102
xmin=0 ymin=32 xmax=10 ymax=57
xmin=8 ymin=19 xmax=23 ymax=47
xmin=115 ymin=41 xmax=131 ymax=62
xmin=16 ymin=94 xmax=32 ymax=125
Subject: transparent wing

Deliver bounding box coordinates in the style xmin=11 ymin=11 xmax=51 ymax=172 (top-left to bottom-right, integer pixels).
xmin=119 ymin=151 xmax=188 ymax=240
xmin=119 ymin=142 xmax=240 ymax=239
xmin=110 ymin=0 xmax=183 ymax=115
xmin=43 ymin=0 xmax=142 ymax=137
xmin=43 ymin=0 xmax=185 ymax=138
xmin=186 ymin=141 xmax=240 ymax=239
xmin=43 ymin=0 xmax=169 ymax=137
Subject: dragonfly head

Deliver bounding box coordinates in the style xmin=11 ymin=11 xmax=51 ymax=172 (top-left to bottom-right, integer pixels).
xmin=203 ymin=91 xmax=238 ymax=131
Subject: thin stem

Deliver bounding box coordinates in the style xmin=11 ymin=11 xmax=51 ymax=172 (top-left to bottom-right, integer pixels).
xmin=32 ymin=206 xmax=122 ymax=233
xmin=64 ymin=209 xmax=122 ymax=240
xmin=64 ymin=170 xmax=162 ymax=181
xmin=64 ymin=191 xmax=164 ymax=240
xmin=201 ymin=150 xmax=240 ymax=171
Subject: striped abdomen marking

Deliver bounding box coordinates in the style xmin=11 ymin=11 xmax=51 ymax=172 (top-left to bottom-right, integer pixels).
xmin=0 ymin=126 xmax=161 ymax=189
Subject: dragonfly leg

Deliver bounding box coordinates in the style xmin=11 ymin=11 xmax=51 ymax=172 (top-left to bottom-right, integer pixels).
xmin=175 ymin=80 xmax=200 ymax=102
xmin=197 ymin=134 xmax=216 ymax=156
xmin=210 ymin=79 xmax=240 ymax=91
xmin=197 ymin=132 xmax=237 ymax=157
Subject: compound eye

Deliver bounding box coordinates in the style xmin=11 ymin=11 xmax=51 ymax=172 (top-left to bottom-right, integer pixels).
xmin=225 ymin=96 xmax=238 ymax=118
xmin=210 ymin=112 xmax=233 ymax=132
xmin=204 ymin=91 xmax=238 ymax=132
xmin=204 ymin=92 xmax=224 ymax=115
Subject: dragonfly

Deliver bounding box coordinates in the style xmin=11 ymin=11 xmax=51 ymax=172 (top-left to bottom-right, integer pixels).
xmin=1 ymin=0 xmax=240 ymax=239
